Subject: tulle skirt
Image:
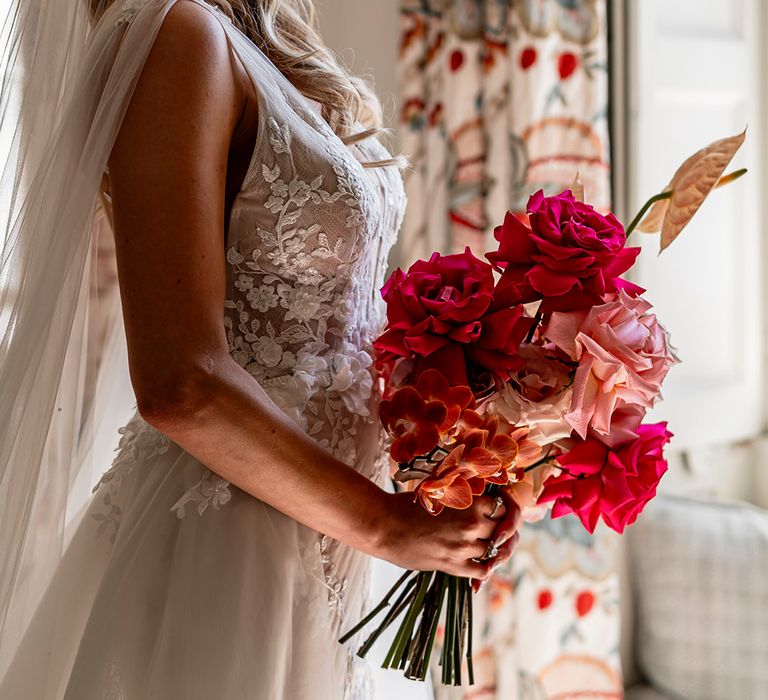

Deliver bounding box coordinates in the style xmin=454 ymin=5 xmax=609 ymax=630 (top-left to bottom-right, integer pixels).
xmin=1 ymin=413 xmax=377 ymax=699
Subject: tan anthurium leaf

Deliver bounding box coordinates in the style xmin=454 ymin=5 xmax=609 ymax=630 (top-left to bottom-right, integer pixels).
xmin=637 ymin=130 xmax=746 ymax=252
xmin=570 ymin=171 xmax=585 ymax=202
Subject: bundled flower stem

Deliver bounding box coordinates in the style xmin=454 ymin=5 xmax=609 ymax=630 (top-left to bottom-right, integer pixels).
xmin=339 ymin=549 xmax=477 ymax=684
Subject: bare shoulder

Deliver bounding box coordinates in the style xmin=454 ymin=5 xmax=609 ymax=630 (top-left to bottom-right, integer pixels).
xmin=151 ymin=0 xmax=231 ymax=65
xmin=111 ymin=0 xmax=245 ymax=171
xmin=125 ymin=1 xmax=243 ymax=124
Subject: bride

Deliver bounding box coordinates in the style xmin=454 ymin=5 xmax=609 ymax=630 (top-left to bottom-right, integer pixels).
xmin=0 ymin=1 xmax=521 ymax=697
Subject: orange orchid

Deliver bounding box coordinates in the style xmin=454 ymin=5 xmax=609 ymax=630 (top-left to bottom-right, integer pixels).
xmin=414 ymin=440 xmax=506 ymax=515
xmin=380 ymin=370 xmax=474 ymax=464
xmin=414 ymin=369 xmax=474 ymax=434
xmin=454 ymin=410 xmax=542 ymax=478
xmin=380 ymin=385 xmax=447 ymax=464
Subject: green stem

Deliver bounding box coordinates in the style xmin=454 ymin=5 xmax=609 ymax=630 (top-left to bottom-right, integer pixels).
xmin=417 ymin=574 xmax=448 ymax=681
xmin=454 ymin=579 xmax=465 ymax=686
xmin=523 ymin=449 xmax=554 ymax=473
xmin=357 ymin=576 xmax=418 ymax=659
xmin=466 ymin=578 xmax=475 ymax=685
xmin=525 ymin=310 xmax=543 ymax=344
xmin=442 ymin=577 xmax=456 ymax=684
xmin=339 ymin=569 xmax=414 ymax=644
xmin=625 ymin=191 xmax=673 ymax=239
xmin=386 ymin=571 xmax=433 ymax=670
xmin=405 ymin=573 xmax=444 ymax=679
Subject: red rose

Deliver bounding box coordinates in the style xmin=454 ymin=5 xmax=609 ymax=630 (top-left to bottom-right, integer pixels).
xmin=488 ymin=190 xmax=643 ymax=312
xmin=537 ymin=422 xmax=672 ymax=533
xmin=374 ymin=248 xmax=532 ymax=385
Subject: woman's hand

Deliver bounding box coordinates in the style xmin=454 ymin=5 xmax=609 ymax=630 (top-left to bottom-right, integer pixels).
xmin=372 ymin=492 xmax=521 ymax=583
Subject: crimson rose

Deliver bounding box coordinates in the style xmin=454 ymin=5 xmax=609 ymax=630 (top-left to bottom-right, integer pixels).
xmin=488 ymin=190 xmax=643 ymax=312
xmin=537 ymin=422 xmax=672 ymax=533
xmin=374 ymin=248 xmax=532 ymax=386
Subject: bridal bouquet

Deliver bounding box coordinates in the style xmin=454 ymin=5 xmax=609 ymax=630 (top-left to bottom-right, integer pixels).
xmin=340 ymin=132 xmax=746 ymax=684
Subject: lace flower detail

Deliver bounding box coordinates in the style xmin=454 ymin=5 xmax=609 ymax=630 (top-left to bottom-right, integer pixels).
xmin=115 ymin=0 xmax=151 ymax=26
xmin=328 ymin=346 xmax=373 ymax=417
xmin=170 ymin=470 xmax=232 ymax=518
xmin=92 ymin=413 xmax=172 ymax=542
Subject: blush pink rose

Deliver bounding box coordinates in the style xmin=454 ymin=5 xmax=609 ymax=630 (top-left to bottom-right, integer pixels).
xmin=537 ymin=422 xmax=673 ymax=533
xmin=495 ymin=344 xmax=576 ymax=445
xmin=544 ymin=290 xmax=678 ymax=442
xmin=488 ymin=190 xmax=643 ymax=312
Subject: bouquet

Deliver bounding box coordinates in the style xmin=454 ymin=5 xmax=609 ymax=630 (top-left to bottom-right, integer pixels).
xmin=340 ymin=131 xmax=746 ymax=684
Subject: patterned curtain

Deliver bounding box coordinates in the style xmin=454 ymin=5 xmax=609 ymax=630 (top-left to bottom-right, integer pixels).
xmin=396 ymin=2 xmax=623 ymax=697
xmin=397 ymin=0 xmax=612 ymax=263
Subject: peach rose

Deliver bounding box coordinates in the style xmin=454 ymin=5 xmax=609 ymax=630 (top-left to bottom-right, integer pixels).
xmin=506 ymin=461 xmax=558 ymax=523
xmin=495 ymin=344 xmax=575 ymax=445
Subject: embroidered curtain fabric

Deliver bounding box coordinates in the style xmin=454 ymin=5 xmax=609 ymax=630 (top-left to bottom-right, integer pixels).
xmin=398 ymin=0 xmax=612 ymax=262
xmin=396 ymin=1 xmax=622 ymax=697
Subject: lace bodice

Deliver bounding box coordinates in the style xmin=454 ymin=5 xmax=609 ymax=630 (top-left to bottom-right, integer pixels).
xmin=222 ymin=113 xmax=404 ymax=466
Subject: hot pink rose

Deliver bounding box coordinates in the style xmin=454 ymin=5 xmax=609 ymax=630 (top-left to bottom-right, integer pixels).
xmin=374 ymin=248 xmax=532 ymax=385
xmin=544 ymin=290 xmax=678 ymax=442
xmin=537 ymin=422 xmax=673 ymax=533
xmin=488 ymin=190 xmax=643 ymax=312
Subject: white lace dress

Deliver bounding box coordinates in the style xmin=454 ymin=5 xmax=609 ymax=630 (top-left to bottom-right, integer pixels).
xmin=0 ymin=3 xmax=405 ymax=698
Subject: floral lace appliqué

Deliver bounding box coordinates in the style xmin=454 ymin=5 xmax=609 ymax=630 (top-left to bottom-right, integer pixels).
xmin=92 ymin=412 xmax=171 ymax=542
xmin=319 ymin=535 xmax=349 ymax=616
xmin=222 ymin=117 xmax=385 ymax=469
xmin=170 ymin=470 xmax=232 ymax=518
xmin=115 ymin=0 xmax=151 ymax=26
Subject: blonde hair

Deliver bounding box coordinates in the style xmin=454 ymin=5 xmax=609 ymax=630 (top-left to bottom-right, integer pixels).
xmin=94 ymin=0 xmax=401 ymax=167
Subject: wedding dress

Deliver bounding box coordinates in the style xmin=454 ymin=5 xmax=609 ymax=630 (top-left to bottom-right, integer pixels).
xmin=0 ymin=0 xmax=405 ymax=697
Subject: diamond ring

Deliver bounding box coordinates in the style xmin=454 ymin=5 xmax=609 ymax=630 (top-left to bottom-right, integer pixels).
xmin=488 ymin=496 xmax=503 ymax=519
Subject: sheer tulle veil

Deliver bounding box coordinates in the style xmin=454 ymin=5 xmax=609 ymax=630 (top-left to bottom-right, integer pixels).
xmin=0 ymin=0 xmax=168 ymax=673
xmin=0 ymin=0 xmax=369 ymax=684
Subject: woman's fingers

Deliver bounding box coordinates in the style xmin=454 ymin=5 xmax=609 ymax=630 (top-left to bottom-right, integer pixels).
xmin=469 ymin=531 xmax=520 ymax=592
xmin=490 ymin=488 xmax=522 ymax=546
xmin=469 ymin=494 xmax=505 ymax=521
xmin=465 ymin=496 xmax=505 ymax=540
xmin=485 ymin=495 xmax=506 ymax=521
xmin=493 ymin=531 xmax=519 ymax=567
xmin=466 ymin=538 xmax=494 ymax=561
xmin=462 ymin=558 xmax=495 ymax=581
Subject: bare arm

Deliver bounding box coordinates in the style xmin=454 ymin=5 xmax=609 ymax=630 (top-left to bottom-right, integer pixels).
xmin=108 ymin=2 xmax=517 ymax=578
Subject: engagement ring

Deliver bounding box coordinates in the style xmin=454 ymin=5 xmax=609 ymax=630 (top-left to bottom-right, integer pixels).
xmin=483 ymin=542 xmax=499 ymax=560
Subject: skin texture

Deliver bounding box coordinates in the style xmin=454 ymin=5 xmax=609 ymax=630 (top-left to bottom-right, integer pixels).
xmin=108 ymin=1 xmax=521 ymax=583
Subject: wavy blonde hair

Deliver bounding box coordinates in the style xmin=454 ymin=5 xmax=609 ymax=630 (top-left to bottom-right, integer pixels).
xmin=94 ymin=0 xmax=399 ymax=166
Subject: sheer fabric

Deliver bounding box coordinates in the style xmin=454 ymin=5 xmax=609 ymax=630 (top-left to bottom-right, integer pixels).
xmin=0 ymin=0 xmax=405 ymax=697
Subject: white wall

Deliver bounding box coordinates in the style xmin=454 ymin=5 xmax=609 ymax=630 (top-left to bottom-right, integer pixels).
xmin=316 ymin=0 xmax=400 ymax=132
xmin=619 ymin=0 xmax=767 ymax=507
